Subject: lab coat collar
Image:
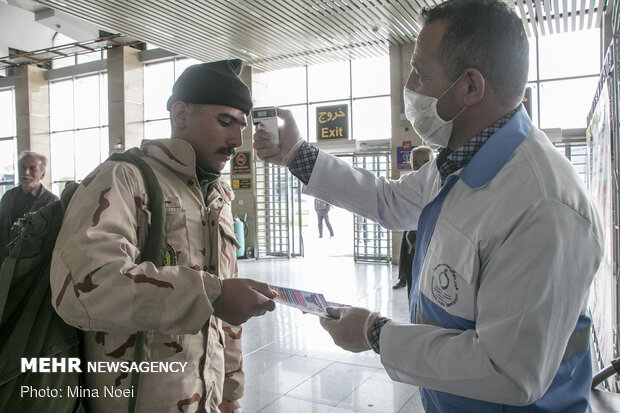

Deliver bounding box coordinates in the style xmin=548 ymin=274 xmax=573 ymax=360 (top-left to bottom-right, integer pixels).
xmin=459 ymin=105 xmax=532 ymax=189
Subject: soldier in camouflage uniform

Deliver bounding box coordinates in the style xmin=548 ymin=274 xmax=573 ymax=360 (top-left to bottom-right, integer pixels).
xmin=50 ymin=59 xmax=276 ymax=413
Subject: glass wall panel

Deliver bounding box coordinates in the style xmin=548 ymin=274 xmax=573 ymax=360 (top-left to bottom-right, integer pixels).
xmin=538 ymin=28 xmax=600 ymax=79
xmin=527 ymin=36 xmax=538 ymax=82
xmin=539 ymin=77 xmax=599 ymax=129
xmin=0 ymin=89 xmax=15 ymax=137
xmin=100 ymin=73 xmax=108 ymax=125
xmin=50 ymin=80 xmax=74 ymax=131
xmin=75 ymin=128 xmax=103 ymax=180
xmin=50 ymin=131 xmax=76 ymax=187
xmin=352 ymin=56 xmax=390 ymax=97
xmin=0 ymin=139 xmax=16 ymax=195
xmin=145 ymin=119 xmax=171 ymax=140
xmin=144 ymin=61 xmax=174 ymax=121
xmin=253 ymin=66 xmax=307 ymax=107
xmin=49 ymin=73 xmax=108 ymax=193
xmin=101 ymin=126 xmax=109 ymax=160
xmin=0 ymin=89 xmax=16 ymax=195
xmin=174 ymin=58 xmax=202 ymax=79
xmin=352 ymin=96 xmax=391 ymax=141
xmin=284 ymin=105 xmax=308 ymax=141
xmin=523 ymin=83 xmax=539 ymax=127
xmin=75 ymin=75 xmax=100 ymax=129
xmin=308 ymin=61 xmax=350 ymax=102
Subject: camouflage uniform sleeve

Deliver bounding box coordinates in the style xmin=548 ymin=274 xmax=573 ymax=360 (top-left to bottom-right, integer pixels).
xmin=50 ymin=161 xmax=222 ymax=335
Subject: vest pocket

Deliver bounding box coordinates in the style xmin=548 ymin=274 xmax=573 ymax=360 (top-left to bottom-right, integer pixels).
xmin=419 ymin=218 xmax=479 ymax=320
xmin=164 ymin=205 xmax=190 ymax=266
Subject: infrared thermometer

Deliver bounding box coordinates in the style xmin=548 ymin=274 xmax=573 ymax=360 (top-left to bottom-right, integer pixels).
xmin=252 ymin=106 xmax=279 ymax=148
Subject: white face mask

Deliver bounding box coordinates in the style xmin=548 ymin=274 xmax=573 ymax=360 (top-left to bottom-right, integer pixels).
xmin=403 ymin=75 xmax=466 ymax=147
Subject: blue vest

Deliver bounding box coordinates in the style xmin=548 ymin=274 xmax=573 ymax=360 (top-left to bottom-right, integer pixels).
xmin=408 ymin=107 xmax=592 ymax=413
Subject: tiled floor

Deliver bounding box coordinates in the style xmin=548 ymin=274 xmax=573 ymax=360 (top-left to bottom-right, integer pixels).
xmin=237 ymin=255 xmax=424 ymax=413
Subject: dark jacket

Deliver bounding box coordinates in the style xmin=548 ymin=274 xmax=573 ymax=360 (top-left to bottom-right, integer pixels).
xmin=314 ymin=198 xmax=331 ymax=212
xmin=0 ymin=184 xmax=58 ymax=263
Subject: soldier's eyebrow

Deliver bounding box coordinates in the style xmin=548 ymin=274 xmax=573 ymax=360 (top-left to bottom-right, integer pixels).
xmin=218 ymin=113 xmax=247 ymax=128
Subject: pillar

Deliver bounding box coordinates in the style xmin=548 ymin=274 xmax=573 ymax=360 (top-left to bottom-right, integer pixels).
xmin=14 ymin=64 xmax=52 ymax=188
xmin=230 ymin=64 xmax=258 ymax=256
xmin=107 ymin=46 xmax=144 ymax=153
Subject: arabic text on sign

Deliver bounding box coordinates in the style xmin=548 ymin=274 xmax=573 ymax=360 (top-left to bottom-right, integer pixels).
xmin=318 ymin=108 xmax=346 ymax=124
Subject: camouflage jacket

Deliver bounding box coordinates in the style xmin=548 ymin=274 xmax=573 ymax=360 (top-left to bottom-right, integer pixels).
xmin=50 ymin=139 xmax=244 ymax=412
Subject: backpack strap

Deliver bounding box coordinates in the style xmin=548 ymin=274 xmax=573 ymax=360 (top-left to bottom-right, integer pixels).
xmin=109 ymin=150 xmax=166 ymax=266
xmin=108 ymin=149 xmax=166 ymax=413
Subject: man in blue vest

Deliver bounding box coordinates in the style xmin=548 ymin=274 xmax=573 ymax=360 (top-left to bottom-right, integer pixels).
xmin=253 ymin=0 xmax=603 ymax=411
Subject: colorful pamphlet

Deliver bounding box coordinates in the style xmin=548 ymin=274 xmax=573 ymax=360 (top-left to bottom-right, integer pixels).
xmin=269 ymin=285 xmax=349 ymax=318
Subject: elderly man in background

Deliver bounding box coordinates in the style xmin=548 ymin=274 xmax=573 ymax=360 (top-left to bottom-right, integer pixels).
xmin=0 ymin=151 xmax=58 ymax=264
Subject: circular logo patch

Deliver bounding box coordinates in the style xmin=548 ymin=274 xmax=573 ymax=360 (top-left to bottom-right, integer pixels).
xmin=431 ymin=263 xmax=459 ymax=307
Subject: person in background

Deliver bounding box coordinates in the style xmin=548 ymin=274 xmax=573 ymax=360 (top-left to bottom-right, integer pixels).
xmin=314 ymin=197 xmax=334 ymax=238
xmin=0 ymin=151 xmax=58 ymax=264
xmin=253 ymin=0 xmax=603 ymax=411
xmin=51 ymin=59 xmax=276 ymax=413
xmin=393 ymin=146 xmax=433 ymax=291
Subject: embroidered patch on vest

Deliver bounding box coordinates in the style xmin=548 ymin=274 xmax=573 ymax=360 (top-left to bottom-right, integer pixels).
xmin=164 ymin=244 xmax=176 ymax=266
xmin=431 ymin=263 xmax=459 ymax=307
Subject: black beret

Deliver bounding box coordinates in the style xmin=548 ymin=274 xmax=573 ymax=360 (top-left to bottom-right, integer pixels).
xmin=166 ymin=59 xmax=252 ymax=115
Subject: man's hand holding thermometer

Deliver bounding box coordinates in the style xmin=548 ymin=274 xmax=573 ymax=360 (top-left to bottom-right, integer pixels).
xmin=252 ymin=107 xmax=304 ymax=166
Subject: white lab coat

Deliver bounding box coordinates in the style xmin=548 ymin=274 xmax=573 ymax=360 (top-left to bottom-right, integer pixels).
xmin=303 ymin=108 xmax=604 ymax=406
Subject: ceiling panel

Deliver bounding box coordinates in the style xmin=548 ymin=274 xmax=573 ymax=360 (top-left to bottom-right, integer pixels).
xmin=31 ymin=0 xmax=440 ymax=70
xmin=3 ymin=0 xmax=610 ymax=72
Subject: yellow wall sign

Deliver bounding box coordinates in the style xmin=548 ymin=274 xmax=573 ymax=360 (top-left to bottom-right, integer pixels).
xmin=316 ymin=104 xmax=348 ymax=141
xmin=232 ymin=178 xmax=252 ymax=190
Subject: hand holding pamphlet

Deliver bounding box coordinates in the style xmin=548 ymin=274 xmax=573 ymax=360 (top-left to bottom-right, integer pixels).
xmin=269 ymin=285 xmax=350 ymax=318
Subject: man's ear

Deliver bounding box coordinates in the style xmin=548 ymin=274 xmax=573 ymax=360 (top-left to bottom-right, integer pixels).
xmin=463 ymin=68 xmax=485 ymax=106
xmin=170 ymin=101 xmax=190 ymax=128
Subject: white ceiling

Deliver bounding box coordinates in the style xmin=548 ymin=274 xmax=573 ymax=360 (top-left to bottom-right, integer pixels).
xmin=2 ymin=0 xmax=610 ymax=72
